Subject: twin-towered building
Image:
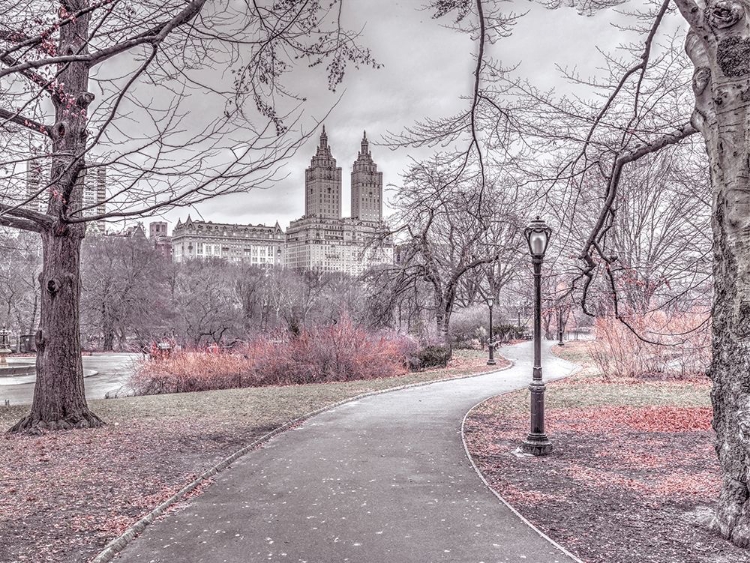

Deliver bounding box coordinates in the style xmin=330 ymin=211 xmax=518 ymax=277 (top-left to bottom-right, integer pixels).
xmin=171 ymin=128 xmax=393 ymax=274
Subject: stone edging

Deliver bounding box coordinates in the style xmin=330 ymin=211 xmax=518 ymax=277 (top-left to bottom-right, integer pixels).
xmin=460 ymin=355 xmax=585 ymax=563
xmin=90 ymin=359 xmax=513 ymax=563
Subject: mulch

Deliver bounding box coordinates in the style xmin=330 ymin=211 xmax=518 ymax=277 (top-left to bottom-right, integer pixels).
xmin=464 ymin=394 xmax=748 ymax=562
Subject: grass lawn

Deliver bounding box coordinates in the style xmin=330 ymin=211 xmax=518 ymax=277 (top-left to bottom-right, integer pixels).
xmin=463 ymin=341 xmax=742 ymax=563
xmin=0 ymin=350 xmax=503 ymax=563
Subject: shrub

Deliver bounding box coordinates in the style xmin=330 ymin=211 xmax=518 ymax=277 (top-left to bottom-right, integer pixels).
xmin=494 ymin=324 xmax=524 ymax=343
xmin=417 ymin=345 xmax=451 ymax=369
xmin=130 ymin=319 xmax=419 ymax=395
xmin=451 ymin=306 xmax=491 ymax=349
xmin=588 ymin=311 xmax=710 ymax=379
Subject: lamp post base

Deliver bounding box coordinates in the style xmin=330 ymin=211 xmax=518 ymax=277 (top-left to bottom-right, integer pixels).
xmin=487 ymin=359 xmax=496 ymax=366
xmin=522 ymin=434 xmax=553 ymax=456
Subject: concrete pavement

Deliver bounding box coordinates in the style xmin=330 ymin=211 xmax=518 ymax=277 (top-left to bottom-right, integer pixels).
xmin=114 ymin=341 xmax=580 ymax=563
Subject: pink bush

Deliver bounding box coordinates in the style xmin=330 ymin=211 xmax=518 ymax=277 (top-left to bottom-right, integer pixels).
xmin=588 ymin=311 xmax=711 ymax=379
xmin=130 ymin=319 xmax=418 ymax=395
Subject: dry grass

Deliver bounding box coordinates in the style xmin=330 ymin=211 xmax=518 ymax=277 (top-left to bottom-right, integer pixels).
xmin=130 ymin=320 xmax=420 ymax=394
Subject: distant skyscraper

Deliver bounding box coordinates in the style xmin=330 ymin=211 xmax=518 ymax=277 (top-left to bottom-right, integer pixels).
xmin=305 ymin=126 xmax=342 ymax=219
xmin=25 ymin=158 xmax=45 ymax=213
xmin=25 ymin=153 xmax=107 ymax=232
xmin=25 ymin=137 xmax=47 ymax=213
xmin=351 ymin=132 xmax=383 ymax=222
xmin=171 ymin=127 xmax=393 ymax=274
xmin=80 ymin=165 xmax=107 ymax=233
xmin=285 ymin=127 xmax=393 ymax=274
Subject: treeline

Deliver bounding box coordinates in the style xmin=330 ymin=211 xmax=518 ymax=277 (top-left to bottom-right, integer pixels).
xmin=79 ymin=235 xmax=379 ymax=350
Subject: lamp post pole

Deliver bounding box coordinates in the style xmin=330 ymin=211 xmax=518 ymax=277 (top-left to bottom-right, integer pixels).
xmin=522 ymin=217 xmax=553 ymax=456
xmin=487 ymin=297 xmax=496 ymax=366
xmin=558 ymin=307 xmax=565 ymax=346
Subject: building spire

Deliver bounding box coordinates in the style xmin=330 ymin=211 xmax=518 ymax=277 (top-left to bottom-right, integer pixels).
xmin=320 ymin=125 xmax=327 ymax=148
xmin=360 ymin=130 xmax=369 ymax=155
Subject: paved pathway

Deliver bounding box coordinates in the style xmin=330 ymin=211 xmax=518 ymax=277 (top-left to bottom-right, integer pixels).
xmin=0 ymin=353 xmax=137 ymax=405
xmin=117 ymin=341 xmax=579 ymax=563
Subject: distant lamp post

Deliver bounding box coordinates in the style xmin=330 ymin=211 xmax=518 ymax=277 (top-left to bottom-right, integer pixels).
xmin=558 ymin=308 xmax=565 ymax=346
xmin=522 ymin=217 xmax=553 ymax=456
xmin=487 ymin=296 xmax=496 ymax=366
xmin=0 ymin=325 xmax=11 ymax=365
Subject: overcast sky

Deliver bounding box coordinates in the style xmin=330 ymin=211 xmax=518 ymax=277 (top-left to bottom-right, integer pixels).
xmin=151 ymin=1 xmax=685 ymax=234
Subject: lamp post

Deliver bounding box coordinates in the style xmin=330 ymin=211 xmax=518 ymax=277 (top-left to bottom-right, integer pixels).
xmin=0 ymin=325 xmax=11 ymax=365
xmin=557 ymin=307 xmax=565 ymax=346
xmin=522 ymin=217 xmax=553 ymax=456
xmin=487 ymin=296 xmax=496 ymax=366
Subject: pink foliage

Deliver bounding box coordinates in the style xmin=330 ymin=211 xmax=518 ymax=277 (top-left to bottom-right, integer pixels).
xmin=588 ymin=311 xmax=711 ymax=379
xmin=131 ymin=318 xmax=417 ymax=395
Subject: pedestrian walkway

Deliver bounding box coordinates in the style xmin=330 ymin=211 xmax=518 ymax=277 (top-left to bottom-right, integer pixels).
xmin=115 ymin=341 xmax=580 ymax=562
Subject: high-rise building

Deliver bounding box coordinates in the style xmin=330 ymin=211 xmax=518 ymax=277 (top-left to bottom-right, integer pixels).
xmin=170 ymin=127 xmax=393 ymax=274
xmin=25 ymin=158 xmax=45 ymax=213
xmin=285 ymin=127 xmax=393 ymax=274
xmin=285 ymin=215 xmax=392 ymax=275
xmin=25 ymin=156 xmax=107 ymax=233
xmin=22 ymin=136 xmax=47 ymax=214
xmin=305 ymin=126 xmax=342 ymax=219
xmin=80 ymin=165 xmax=107 ymax=233
xmin=350 ymin=132 xmax=383 ymax=222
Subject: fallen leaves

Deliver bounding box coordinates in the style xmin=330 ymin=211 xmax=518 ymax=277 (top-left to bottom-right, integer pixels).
xmin=464 ymin=343 xmax=743 ymax=563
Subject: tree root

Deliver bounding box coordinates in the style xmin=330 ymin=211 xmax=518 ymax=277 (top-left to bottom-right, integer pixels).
xmin=711 ymin=478 xmax=750 ymax=548
xmin=7 ymin=410 xmax=105 ymax=434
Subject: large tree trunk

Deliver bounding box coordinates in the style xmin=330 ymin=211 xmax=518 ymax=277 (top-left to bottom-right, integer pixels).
xmin=682 ymin=3 xmax=750 ymax=546
xmin=9 ymin=0 xmax=102 ymax=432
xmin=435 ymin=307 xmax=453 ymax=356
xmin=10 ymin=228 xmax=103 ymax=431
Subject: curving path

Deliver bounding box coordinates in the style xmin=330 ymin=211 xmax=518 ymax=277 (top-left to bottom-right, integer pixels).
xmin=0 ymin=353 xmax=137 ymax=405
xmin=116 ymin=341 xmax=580 ymax=563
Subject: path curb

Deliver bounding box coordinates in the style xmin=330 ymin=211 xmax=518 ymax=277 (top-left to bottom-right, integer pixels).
xmin=90 ymin=359 xmax=514 ymax=563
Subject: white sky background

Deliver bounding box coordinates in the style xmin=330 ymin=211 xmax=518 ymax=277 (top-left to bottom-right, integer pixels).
xmin=149 ymin=1 xmax=687 ymax=233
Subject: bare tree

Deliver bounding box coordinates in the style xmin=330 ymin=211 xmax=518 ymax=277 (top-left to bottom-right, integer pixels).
xmin=376 ymin=157 xmax=524 ymax=351
xmin=0 ymin=0 xmax=375 ymax=431
xmin=402 ymin=0 xmax=750 ymax=545
xmin=172 ymin=258 xmax=241 ymax=346
xmin=80 ymin=232 xmax=171 ymax=350
xmin=0 ymin=229 xmax=41 ymax=335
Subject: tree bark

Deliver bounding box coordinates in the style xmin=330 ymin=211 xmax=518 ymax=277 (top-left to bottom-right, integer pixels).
xmin=679 ymin=1 xmax=750 ymax=546
xmin=9 ymin=0 xmax=103 ymax=432
xmin=10 ymin=227 xmax=103 ymax=431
